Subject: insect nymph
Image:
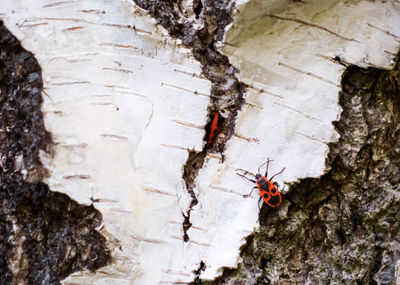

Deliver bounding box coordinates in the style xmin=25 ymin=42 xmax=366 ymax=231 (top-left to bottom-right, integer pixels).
xmin=236 ymin=158 xmax=285 ymax=208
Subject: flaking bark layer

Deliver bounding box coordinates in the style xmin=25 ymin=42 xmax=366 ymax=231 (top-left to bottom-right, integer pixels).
xmin=204 ymin=54 xmax=400 ymax=284
xmin=0 ymin=21 xmax=110 ymax=284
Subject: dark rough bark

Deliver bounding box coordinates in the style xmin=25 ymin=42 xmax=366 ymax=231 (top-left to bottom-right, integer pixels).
xmin=0 ymin=20 xmax=110 ymax=284
xmin=203 ymin=55 xmax=400 ymax=284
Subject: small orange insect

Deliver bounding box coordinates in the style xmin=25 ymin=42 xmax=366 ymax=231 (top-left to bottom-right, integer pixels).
xmin=236 ymin=158 xmax=285 ymax=208
xmin=206 ymin=112 xmax=221 ymax=147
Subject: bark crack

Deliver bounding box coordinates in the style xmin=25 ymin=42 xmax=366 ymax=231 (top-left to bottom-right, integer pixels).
xmin=132 ymin=0 xmax=245 ymax=243
xmin=193 ymin=260 xmax=207 ymax=284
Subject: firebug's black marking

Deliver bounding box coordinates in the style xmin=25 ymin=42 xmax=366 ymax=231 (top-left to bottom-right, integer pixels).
xmin=257 ymin=177 xmax=267 ymax=188
xmin=268 ymin=195 xmax=281 ymax=207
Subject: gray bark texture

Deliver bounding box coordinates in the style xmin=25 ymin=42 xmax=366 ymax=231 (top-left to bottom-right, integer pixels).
xmin=1 ymin=0 xmax=400 ymax=284
xmin=205 ymin=58 xmax=400 ymax=285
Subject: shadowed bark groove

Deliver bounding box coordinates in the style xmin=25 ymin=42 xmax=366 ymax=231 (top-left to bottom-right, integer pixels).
xmin=133 ymin=0 xmax=245 ymax=242
xmin=0 ymin=20 xmax=110 ymax=284
xmin=202 ymin=52 xmax=400 ymax=284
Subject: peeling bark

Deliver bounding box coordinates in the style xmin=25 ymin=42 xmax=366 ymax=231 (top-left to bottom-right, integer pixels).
xmin=205 ymin=52 xmax=400 ymax=285
xmin=0 ymin=20 xmax=110 ymax=284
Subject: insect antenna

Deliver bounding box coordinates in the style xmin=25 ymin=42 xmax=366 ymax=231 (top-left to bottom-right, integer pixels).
xmin=270 ymin=167 xmax=286 ymax=181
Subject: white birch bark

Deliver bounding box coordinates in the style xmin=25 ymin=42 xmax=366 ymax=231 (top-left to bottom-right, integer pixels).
xmin=1 ymin=0 xmax=399 ymax=284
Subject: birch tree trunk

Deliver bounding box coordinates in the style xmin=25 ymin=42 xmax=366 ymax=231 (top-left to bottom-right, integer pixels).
xmin=0 ymin=0 xmax=399 ymax=284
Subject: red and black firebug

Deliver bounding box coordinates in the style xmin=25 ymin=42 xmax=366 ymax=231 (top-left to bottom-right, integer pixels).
xmin=236 ymin=158 xmax=285 ymax=208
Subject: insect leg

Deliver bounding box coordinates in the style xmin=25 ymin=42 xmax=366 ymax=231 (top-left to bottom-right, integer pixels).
xmin=258 ymin=196 xmax=262 ymax=211
xmin=243 ymin=186 xmax=258 ymax=198
xmin=270 ymin=167 xmax=286 ymax=181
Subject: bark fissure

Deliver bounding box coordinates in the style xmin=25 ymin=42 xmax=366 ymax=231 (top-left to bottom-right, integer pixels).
xmin=0 ymin=20 xmax=110 ymax=284
xmin=132 ymin=0 xmax=245 ymax=242
xmin=193 ymin=260 xmax=207 ymax=283
xmin=203 ymin=52 xmax=400 ymax=284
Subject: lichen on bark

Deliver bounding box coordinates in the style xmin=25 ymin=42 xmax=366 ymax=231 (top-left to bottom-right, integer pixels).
xmin=203 ymin=53 xmax=400 ymax=284
xmin=0 ymin=20 xmax=110 ymax=284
